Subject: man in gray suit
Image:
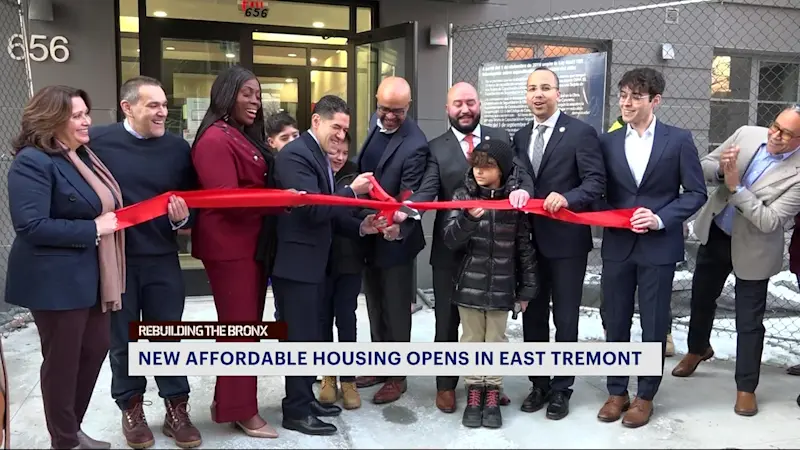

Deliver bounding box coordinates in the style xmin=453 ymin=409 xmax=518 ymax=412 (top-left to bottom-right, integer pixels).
xmin=400 ymin=82 xmax=534 ymax=413
xmin=672 ymin=105 xmax=800 ymax=416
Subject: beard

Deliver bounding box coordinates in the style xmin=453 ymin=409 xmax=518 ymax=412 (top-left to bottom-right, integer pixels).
xmin=448 ymin=112 xmax=480 ymax=134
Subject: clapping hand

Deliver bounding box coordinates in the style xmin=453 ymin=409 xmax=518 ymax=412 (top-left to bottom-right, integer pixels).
xmin=720 ymin=146 xmax=741 ymax=192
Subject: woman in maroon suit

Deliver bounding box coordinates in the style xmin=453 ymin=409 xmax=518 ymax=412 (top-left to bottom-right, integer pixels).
xmin=191 ymin=65 xmax=287 ymax=438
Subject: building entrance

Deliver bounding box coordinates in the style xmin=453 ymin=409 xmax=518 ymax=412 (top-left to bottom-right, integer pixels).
xmin=123 ymin=0 xmax=418 ymax=295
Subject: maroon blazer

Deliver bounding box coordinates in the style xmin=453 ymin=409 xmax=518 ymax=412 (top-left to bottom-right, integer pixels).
xmin=790 ymin=214 xmax=800 ymax=275
xmin=191 ymin=121 xmax=281 ymax=261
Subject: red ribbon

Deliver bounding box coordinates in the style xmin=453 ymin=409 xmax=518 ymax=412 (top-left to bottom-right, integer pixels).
xmin=113 ymin=180 xmax=636 ymax=231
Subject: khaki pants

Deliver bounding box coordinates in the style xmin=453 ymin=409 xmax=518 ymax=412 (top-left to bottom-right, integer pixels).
xmin=458 ymin=306 xmax=508 ymax=387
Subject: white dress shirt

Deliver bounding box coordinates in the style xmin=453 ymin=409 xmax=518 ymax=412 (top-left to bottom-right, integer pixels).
xmin=623 ymin=116 xmax=664 ymax=229
xmin=451 ymin=124 xmax=482 ymax=159
xmin=528 ymin=109 xmax=561 ymax=163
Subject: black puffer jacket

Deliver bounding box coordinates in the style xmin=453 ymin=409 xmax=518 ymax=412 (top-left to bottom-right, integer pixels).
xmin=443 ymin=169 xmax=539 ymax=311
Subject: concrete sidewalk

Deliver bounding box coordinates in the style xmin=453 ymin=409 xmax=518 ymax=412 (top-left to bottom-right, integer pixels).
xmin=7 ymin=295 xmax=800 ymax=449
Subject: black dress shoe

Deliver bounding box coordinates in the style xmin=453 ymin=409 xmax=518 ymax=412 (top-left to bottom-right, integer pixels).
xmin=520 ymin=386 xmax=549 ymax=413
xmin=311 ymin=400 xmax=342 ymax=417
xmin=282 ymin=415 xmax=337 ymax=436
xmin=546 ymin=391 xmax=569 ymax=420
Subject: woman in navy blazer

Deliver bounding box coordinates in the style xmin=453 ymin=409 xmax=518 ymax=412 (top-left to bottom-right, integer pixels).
xmin=6 ymin=85 xmax=124 ymax=449
xmin=190 ymin=65 xmax=288 ymax=439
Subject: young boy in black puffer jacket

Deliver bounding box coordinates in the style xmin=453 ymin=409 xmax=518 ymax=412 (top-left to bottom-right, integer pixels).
xmin=443 ymin=139 xmax=539 ymax=429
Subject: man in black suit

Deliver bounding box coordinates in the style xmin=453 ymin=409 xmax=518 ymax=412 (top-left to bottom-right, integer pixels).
xmin=401 ymin=81 xmax=534 ymax=413
xmin=597 ymin=68 xmax=706 ymax=427
xmin=352 ymin=77 xmax=429 ymax=405
xmin=513 ymin=67 xmax=606 ymax=420
xmin=272 ymin=95 xmax=382 ymax=436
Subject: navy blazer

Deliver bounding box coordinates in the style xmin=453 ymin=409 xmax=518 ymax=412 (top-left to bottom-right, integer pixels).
xmin=272 ymin=131 xmax=363 ymax=284
xmin=356 ymin=114 xmax=429 ymax=268
xmin=598 ymin=120 xmax=708 ymax=265
xmin=5 ymin=147 xmax=102 ymax=311
xmin=513 ymin=112 xmax=606 ymax=259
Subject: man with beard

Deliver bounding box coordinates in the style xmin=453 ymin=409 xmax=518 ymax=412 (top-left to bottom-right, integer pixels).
xmin=396 ymin=82 xmax=533 ymax=413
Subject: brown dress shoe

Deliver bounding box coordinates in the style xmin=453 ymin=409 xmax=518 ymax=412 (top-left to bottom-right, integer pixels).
xmin=436 ymin=390 xmax=456 ymax=413
xmin=121 ymin=394 xmax=155 ymax=449
xmin=597 ymin=395 xmax=630 ymax=422
xmin=622 ymin=397 xmax=653 ymax=428
xmin=671 ymin=348 xmax=714 ymax=377
xmin=162 ymin=396 xmax=202 ymax=448
xmin=355 ymin=376 xmax=386 ymax=388
xmin=373 ymin=379 xmax=407 ymax=404
xmin=734 ymin=391 xmax=758 ymax=416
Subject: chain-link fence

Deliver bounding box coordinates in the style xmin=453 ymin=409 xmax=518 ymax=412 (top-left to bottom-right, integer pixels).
xmin=0 ymin=0 xmax=32 ymax=326
xmin=451 ymin=0 xmax=800 ymax=346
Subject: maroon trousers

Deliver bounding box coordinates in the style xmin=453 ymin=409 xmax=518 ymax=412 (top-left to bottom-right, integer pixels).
xmin=31 ymin=304 xmax=110 ymax=449
xmin=204 ymin=259 xmax=268 ymax=423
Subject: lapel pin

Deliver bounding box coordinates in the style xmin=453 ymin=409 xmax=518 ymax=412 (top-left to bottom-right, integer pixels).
xmin=559 ymin=127 xmax=566 ymax=133
xmin=485 ymin=135 xmax=490 ymax=140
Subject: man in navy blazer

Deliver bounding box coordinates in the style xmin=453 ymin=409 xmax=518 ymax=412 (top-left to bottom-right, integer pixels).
xmin=352 ymin=77 xmax=429 ymax=405
xmin=595 ymin=68 xmax=707 ymax=428
xmin=272 ymin=95 xmax=381 ymax=436
xmin=513 ymin=67 xmax=606 ymax=419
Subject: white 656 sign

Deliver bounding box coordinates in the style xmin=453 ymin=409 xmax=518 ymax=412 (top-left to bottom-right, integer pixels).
xmin=7 ymin=34 xmax=70 ymax=63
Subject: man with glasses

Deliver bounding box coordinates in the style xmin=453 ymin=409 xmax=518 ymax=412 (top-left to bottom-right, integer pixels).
xmin=595 ymin=68 xmax=707 ymax=428
xmin=353 ymin=76 xmax=429 ymax=405
xmin=672 ymin=105 xmax=800 ymax=417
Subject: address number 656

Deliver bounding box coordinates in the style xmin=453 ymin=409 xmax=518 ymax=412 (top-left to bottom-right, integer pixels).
xmin=7 ymin=34 xmax=70 ymax=63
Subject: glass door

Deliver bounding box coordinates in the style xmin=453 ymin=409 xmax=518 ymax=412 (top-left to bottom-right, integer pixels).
xmin=252 ymin=65 xmax=309 ymax=131
xmin=348 ymin=22 xmax=418 ymax=153
xmin=139 ymin=22 xmax=248 ymax=295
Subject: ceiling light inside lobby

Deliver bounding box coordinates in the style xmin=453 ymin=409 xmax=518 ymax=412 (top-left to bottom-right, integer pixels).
xmin=312 ymin=21 xmax=324 ymax=28
xmin=285 ymin=79 xmax=293 ymax=83
xmin=165 ymin=46 xmax=175 ymax=50
xmin=153 ymin=10 xmax=167 ymax=17
xmin=225 ymin=53 xmax=235 ymax=58
xmin=288 ymin=53 xmax=297 ymax=57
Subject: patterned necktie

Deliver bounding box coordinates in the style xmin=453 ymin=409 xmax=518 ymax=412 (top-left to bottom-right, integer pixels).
xmin=530 ymin=124 xmax=547 ymax=174
xmin=465 ymin=133 xmax=475 ymax=154
xmin=325 ymin=157 xmax=335 ymax=192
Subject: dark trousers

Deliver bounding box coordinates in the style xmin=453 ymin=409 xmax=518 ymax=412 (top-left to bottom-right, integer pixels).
xmin=687 ymin=223 xmax=769 ymax=393
xmin=603 ymin=253 xmax=674 ymax=401
xmin=204 ymin=258 xmax=268 ymax=423
xmin=321 ymin=272 xmax=361 ymax=382
xmin=363 ymin=261 xmax=414 ymax=381
xmin=433 ymin=265 xmax=460 ymax=391
xmin=272 ymin=276 xmax=325 ymax=419
xmin=600 ymin=285 xmax=674 ymax=330
xmin=32 ymin=303 xmax=110 ymax=449
xmin=523 ymin=253 xmax=587 ymax=395
xmin=110 ymin=254 xmax=189 ymax=409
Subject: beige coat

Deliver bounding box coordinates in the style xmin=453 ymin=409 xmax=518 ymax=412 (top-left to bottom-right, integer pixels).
xmin=694 ymin=125 xmax=800 ymax=280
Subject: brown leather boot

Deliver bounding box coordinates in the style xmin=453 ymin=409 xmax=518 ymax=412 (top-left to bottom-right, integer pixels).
xmin=121 ymin=394 xmax=155 ymax=449
xmin=734 ymin=391 xmax=758 ymax=416
xmin=436 ymin=390 xmax=456 ymax=413
xmin=340 ymin=382 xmax=361 ymax=410
xmin=162 ymin=396 xmax=202 ymax=448
xmin=318 ymin=376 xmax=338 ymax=405
xmin=622 ymin=397 xmax=653 ymax=428
xmin=671 ymin=347 xmax=714 ymax=377
xmin=597 ymin=395 xmax=630 ymax=422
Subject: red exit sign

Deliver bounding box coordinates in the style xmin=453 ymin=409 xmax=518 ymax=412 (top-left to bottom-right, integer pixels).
xmin=240 ymin=0 xmax=269 ymax=17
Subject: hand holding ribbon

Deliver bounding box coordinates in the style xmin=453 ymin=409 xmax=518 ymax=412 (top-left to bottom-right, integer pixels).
xmin=112 ymin=180 xmax=638 ymax=232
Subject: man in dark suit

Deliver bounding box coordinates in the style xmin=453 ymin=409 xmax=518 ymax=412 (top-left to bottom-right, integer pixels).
xmin=402 ymin=81 xmax=534 ymax=413
xmin=596 ymin=68 xmax=706 ymax=428
xmin=513 ymin=67 xmax=606 ymax=420
xmin=272 ymin=95 xmax=382 ymax=436
xmin=352 ymin=77 xmax=428 ymax=404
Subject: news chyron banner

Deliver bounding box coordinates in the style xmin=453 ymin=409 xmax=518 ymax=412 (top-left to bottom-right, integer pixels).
xmin=128 ymin=321 xmax=663 ymax=377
